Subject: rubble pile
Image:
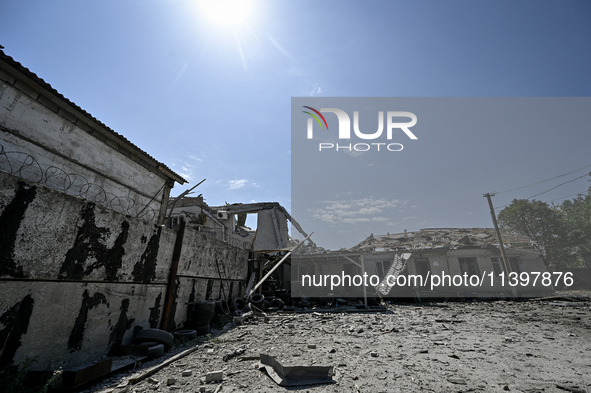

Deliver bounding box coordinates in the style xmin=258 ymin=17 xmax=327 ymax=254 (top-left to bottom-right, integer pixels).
xmin=85 ymin=297 xmax=590 ymax=393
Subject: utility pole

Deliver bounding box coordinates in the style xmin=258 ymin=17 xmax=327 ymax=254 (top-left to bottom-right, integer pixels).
xmin=484 ymin=192 xmax=517 ymax=298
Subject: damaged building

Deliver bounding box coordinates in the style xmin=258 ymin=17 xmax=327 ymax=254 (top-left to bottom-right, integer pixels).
xmin=0 ymin=49 xmax=295 ymax=381
xmin=292 ymin=228 xmax=554 ymax=300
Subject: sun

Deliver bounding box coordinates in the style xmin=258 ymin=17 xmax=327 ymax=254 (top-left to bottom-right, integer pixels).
xmin=198 ymin=0 xmax=255 ymax=28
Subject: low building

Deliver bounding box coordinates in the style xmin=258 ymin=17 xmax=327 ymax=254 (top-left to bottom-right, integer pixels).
xmin=292 ymin=228 xmax=553 ymax=299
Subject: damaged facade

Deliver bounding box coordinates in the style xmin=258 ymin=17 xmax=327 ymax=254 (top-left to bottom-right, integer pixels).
xmin=0 ymin=50 xmax=260 ymax=373
xmin=292 ymin=228 xmax=553 ymax=299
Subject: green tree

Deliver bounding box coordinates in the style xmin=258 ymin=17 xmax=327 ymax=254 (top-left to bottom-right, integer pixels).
xmin=498 ymin=199 xmax=574 ymax=267
xmin=559 ymin=186 xmax=591 ymax=267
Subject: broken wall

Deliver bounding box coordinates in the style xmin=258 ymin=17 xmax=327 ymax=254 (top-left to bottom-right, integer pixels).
xmin=254 ymin=209 xmax=289 ymax=251
xmin=0 ymin=174 xmax=248 ymax=371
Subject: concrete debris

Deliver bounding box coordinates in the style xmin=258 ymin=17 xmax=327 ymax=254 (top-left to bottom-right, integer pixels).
xmin=222 ymin=347 xmax=246 ymax=362
xmin=349 ymin=228 xmax=538 ymax=253
xmin=556 ymin=385 xmax=587 ymax=393
xmin=447 ymin=377 xmax=467 ymax=385
xmin=259 ymin=353 xmax=334 ymax=387
xmin=232 ymin=311 xmax=253 ymax=325
xmin=205 ymin=370 xmax=223 ymax=383
xmin=556 ymin=384 xmax=587 ymax=393
xmin=77 ymin=300 xmax=590 ymax=393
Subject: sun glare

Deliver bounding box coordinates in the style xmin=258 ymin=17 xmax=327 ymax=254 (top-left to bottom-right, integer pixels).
xmin=199 ymin=0 xmax=255 ymax=28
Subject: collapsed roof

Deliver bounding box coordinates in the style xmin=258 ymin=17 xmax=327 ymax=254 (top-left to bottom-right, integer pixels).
xmin=350 ymin=228 xmax=537 ymax=253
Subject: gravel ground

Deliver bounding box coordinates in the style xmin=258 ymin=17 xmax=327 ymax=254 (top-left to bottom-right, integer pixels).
xmin=84 ymin=297 xmax=591 ymax=393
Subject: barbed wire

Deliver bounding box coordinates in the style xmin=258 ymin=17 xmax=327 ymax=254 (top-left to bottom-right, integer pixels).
xmin=0 ymin=144 xmax=159 ymax=221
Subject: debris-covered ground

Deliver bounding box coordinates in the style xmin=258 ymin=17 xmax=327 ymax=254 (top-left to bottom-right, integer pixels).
xmin=86 ymin=297 xmax=591 ymax=393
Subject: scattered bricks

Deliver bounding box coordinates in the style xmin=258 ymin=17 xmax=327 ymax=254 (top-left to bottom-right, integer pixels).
xmin=307 ymin=344 xmax=317 ymax=349
xmin=207 ymin=348 xmax=215 ymax=355
xmin=167 ymin=378 xmax=176 ymax=386
xmin=182 ymin=370 xmax=192 ymax=377
xmin=206 ymin=370 xmax=224 ymax=383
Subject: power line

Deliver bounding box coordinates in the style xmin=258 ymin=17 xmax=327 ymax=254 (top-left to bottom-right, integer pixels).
xmin=496 ymin=163 xmax=591 ymax=194
xmin=525 ymin=172 xmax=589 ymax=199
xmin=543 ymin=190 xmax=588 ymax=204
xmin=495 ymin=175 xmax=590 ymax=210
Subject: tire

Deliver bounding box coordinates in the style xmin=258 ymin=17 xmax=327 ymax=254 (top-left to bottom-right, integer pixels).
xmin=249 ymin=293 xmax=264 ymax=305
xmin=233 ymin=297 xmax=246 ymax=311
xmin=137 ymin=341 xmax=159 ymax=348
xmin=271 ymin=298 xmax=284 ymax=310
xmin=261 ymin=286 xmax=275 ymax=296
xmin=146 ymin=343 xmax=165 ymax=359
xmin=174 ymin=329 xmax=197 ymax=340
xmin=194 ymin=325 xmax=210 ymax=335
xmin=133 ymin=328 xmax=174 ymax=349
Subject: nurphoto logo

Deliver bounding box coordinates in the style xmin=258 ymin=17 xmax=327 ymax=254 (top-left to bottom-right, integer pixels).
xmin=302 ymin=106 xmax=418 ymax=152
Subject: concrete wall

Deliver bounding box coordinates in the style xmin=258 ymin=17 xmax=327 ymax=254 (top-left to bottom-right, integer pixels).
xmin=0 ymin=173 xmax=249 ymax=371
xmin=0 ymin=70 xmax=176 ymax=223
xmin=255 ymin=209 xmax=289 ymax=250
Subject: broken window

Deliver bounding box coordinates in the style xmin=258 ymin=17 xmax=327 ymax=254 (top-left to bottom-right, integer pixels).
xmin=343 ymin=263 xmax=360 ymax=276
xmin=414 ymin=258 xmax=431 ymax=280
xmin=490 ymin=257 xmax=503 ymax=275
xmin=375 ymin=260 xmax=392 ymax=278
xmin=508 ymin=257 xmax=522 ymax=274
xmin=458 ymin=257 xmax=480 ymax=276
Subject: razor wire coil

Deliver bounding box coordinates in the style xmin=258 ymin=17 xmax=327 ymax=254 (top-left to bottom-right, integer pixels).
xmin=0 ymin=144 xmax=159 ymax=221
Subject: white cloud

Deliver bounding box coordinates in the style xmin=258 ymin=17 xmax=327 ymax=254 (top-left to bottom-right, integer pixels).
xmin=309 ymin=86 xmax=323 ymax=96
xmin=175 ymin=162 xmax=194 ymax=181
xmin=228 ymin=179 xmax=248 ymax=190
xmin=312 ymin=197 xmax=402 ymax=225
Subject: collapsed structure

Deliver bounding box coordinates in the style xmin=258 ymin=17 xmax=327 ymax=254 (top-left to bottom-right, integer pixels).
xmin=292 ymin=228 xmax=553 ymax=300
xmin=0 ymin=48 xmax=555 ymax=389
xmin=0 ymin=49 xmax=296 ymax=378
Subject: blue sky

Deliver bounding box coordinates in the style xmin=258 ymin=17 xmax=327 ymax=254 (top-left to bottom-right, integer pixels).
xmin=2 ymin=1 xmax=590 ymax=249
